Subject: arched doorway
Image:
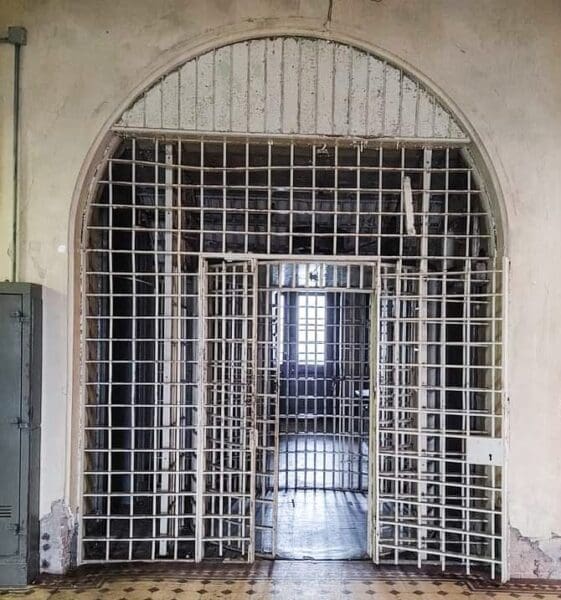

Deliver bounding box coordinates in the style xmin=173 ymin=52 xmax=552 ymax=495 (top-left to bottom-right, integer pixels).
xmin=78 ymin=36 xmax=506 ymax=578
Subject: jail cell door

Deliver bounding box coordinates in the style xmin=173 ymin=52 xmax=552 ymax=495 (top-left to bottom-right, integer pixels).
xmin=200 ymin=260 xmax=258 ymax=561
xmin=375 ymin=261 xmax=504 ymax=578
xmin=335 ymin=292 xmax=372 ymax=492
xmin=254 ymin=278 xmax=280 ymax=557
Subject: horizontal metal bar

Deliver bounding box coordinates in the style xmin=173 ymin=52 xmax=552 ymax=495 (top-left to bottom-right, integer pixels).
xmin=110 ymin=126 xmax=471 ymax=146
xmin=377 ymin=543 xmax=501 ymax=566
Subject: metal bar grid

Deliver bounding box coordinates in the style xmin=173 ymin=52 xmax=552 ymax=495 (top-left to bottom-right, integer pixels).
xmin=82 ymin=141 xmax=199 ymax=562
xmin=86 ymin=137 xmax=492 ymax=267
xmin=253 ymin=264 xmax=281 ymax=557
xmin=375 ymin=258 xmax=504 ymax=577
xmin=80 ymin=133 xmax=502 ymax=571
xmin=257 ymin=263 xmax=374 ymax=493
xmin=200 ymin=260 xmax=257 ymax=561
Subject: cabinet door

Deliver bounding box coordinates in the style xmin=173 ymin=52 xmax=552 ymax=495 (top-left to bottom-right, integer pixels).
xmin=0 ymin=294 xmax=24 ymax=559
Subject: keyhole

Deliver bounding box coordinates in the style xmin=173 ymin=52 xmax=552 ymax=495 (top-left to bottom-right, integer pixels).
xmin=489 ymin=453 xmax=492 ymax=462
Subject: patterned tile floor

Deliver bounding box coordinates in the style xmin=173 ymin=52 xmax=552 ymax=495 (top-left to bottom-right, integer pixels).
xmin=1 ymin=561 xmax=561 ymax=599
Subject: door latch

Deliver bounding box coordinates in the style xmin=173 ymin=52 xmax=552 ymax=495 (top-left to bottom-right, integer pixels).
xmin=11 ymin=417 xmax=30 ymax=429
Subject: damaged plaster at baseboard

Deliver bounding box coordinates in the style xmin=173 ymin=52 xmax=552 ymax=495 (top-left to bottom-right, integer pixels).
xmin=510 ymin=526 xmax=561 ymax=579
xmin=39 ymin=499 xmax=77 ymax=574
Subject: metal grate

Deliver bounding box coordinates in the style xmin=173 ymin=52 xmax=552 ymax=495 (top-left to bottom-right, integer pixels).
xmin=263 ymin=262 xmax=373 ymax=493
xmin=87 ymin=137 xmax=492 ymax=265
xmin=200 ymin=260 xmax=257 ymax=560
xmin=375 ymin=259 xmax=505 ymax=577
xmin=81 ymin=134 xmax=504 ymax=576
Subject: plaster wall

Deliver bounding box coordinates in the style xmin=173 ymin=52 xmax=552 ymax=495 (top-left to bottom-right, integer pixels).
xmin=0 ymin=0 xmax=560 ymax=577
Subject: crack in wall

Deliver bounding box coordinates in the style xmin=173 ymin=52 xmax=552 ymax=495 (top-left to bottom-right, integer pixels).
xmin=323 ymin=0 xmax=334 ymax=28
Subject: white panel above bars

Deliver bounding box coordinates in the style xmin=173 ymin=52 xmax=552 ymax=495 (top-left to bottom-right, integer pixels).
xmin=115 ymin=37 xmax=469 ymax=142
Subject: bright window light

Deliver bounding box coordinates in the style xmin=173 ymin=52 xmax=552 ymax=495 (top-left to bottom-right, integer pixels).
xmin=297 ymin=294 xmax=326 ymax=364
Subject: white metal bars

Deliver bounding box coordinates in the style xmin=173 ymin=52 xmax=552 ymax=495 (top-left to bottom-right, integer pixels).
xmin=253 ymin=263 xmax=281 ymax=557
xmin=259 ymin=262 xmax=374 ymax=492
xmin=91 ymin=137 xmax=493 ymax=267
xmin=200 ymin=259 xmax=258 ymax=561
xmin=81 ymin=141 xmax=199 ymax=562
xmin=336 ymin=290 xmax=371 ymax=492
xmin=375 ymin=259 xmax=505 ymax=578
xmin=80 ymin=133 xmax=500 ymax=566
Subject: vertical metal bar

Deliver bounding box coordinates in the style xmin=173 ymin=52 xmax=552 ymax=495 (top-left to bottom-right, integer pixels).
xmin=464 ymin=261 xmax=472 ymax=575
xmin=440 ymin=267 xmax=447 ymax=571
xmin=267 ymin=143 xmax=272 ymax=254
xmin=289 ymin=143 xmax=294 ymax=255
xmin=150 ymin=139 xmax=160 ymax=562
xmin=195 ymin=258 xmax=208 ymax=562
xmin=218 ymin=259 xmax=226 ymax=556
xmin=417 ymin=147 xmax=432 ymax=567
xmin=173 ymin=138 xmax=183 ymax=560
xmin=199 ymin=140 xmax=205 ymax=254
xmin=106 ymin=153 xmax=114 ymax=563
xmin=370 ymin=265 xmax=380 ymax=562
xmin=333 ymin=144 xmax=339 ymax=255
xmin=222 ymin=142 xmax=227 ymax=252
xmin=392 ymin=260 xmax=401 ymax=565
xmin=272 ymin=282 xmax=281 ymax=557
xmin=158 ymin=142 xmax=174 ymax=556
xmin=245 ymin=142 xmax=250 ymax=254
xmin=440 ymin=148 xmax=449 ymax=570
xmin=489 ymin=262 xmax=496 ymax=579
xmin=129 ymin=138 xmax=137 ymax=561
xmin=248 ymin=259 xmax=258 ymax=561
xmin=463 ymin=159 xmax=472 ymax=575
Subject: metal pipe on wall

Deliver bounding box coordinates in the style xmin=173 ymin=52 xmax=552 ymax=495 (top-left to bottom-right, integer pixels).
xmin=0 ymin=27 xmax=27 ymax=282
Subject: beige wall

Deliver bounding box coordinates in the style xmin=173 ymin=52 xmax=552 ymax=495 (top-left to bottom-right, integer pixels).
xmin=1 ymin=0 xmax=561 ymax=577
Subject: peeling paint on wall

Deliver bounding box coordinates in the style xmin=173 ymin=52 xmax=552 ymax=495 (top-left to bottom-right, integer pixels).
xmin=39 ymin=500 xmax=76 ymax=574
xmin=510 ymin=527 xmax=561 ymax=579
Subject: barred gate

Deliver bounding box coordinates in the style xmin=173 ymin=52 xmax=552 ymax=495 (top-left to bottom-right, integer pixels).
xmin=375 ymin=259 xmax=505 ymax=578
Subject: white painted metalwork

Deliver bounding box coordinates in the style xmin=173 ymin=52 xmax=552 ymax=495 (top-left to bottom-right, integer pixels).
xmin=265 ymin=262 xmax=374 ymax=494
xmin=375 ymin=259 xmax=505 ymax=577
xmin=80 ymin=132 xmax=504 ymax=577
xmin=200 ymin=259 xmax=257 ymax=560
xmin=253 ymin=263 xmax=280 ymax=557
xmin=115 ymin=37 xmax=468 ymax=142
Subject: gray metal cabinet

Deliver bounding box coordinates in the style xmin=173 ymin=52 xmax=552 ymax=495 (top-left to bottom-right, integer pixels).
xmin=0 ymin=284 xmax=41 ymax=586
